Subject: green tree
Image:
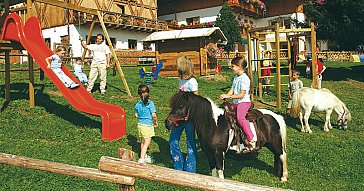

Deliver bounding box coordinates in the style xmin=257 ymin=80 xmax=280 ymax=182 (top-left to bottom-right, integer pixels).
xmin=215 ymin=2 xmax=242 ymax=52
xmin=303 ymin=0 xmax=364 ymax=51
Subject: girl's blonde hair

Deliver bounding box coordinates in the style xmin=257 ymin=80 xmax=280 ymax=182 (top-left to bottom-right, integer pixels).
xmin=177 ymin=56 xmax=194 ymax=80
xmin=231 ymin=57 xmax=253 ymax=94
xmin=55 ymin=46 xmax=66 ymax=53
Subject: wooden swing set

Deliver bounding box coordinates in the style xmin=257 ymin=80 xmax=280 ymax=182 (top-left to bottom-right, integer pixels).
xmin=1 ymin=0 xmax=133 ymax=110
xmin=246 ymin=22 xmax=319 ymax=109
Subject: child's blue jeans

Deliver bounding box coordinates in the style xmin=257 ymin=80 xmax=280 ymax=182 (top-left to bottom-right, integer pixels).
xmin=169 ymin=121 xmax=197 ymax=173
xmin=74 ymin=71 xmax=88 ymax=84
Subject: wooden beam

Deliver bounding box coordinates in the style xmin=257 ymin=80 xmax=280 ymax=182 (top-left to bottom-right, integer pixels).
xmin=247 ymin=29 xmax=254 ymax=102
xmin=4 ymin=51 xmax=10 ymax=101
xmin=0 ymin=152 xmax=134 ymax=185
xmin=249 ymin=26 xmax=275 ymax=32
xmin=255 ymin=34 xmax=262 ymax=98
xmin=275 ymin=23 xmax=281 ymax=109
xmin=34 ymin=0 xmax=98 ymax=15
xmin=81 ymin=19 xmax=96 ymax=61
xmin=97 ymin=11 xmax=131 ymax=97
xmin=98 ymin=156 xmax=292 ymax=191
xmin=279 ymin=28 xmax=311 ymax=33
xmin=311 ymin=22 xmax=318 ymax=89
xmin=28 ymin=55 xmax=35 ymax=108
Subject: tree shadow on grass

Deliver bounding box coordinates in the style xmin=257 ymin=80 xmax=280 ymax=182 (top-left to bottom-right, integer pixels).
xmin=324 ymin=65 xmax=364 ymax=82
xmin=0 ymin=82 xmax=102 ymax=130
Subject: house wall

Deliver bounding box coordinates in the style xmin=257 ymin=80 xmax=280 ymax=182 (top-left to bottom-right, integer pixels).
xmin=158 ymin=6 xmax=222 ymax=26
xmin=41 ymin=24 xmax=154 ymax=58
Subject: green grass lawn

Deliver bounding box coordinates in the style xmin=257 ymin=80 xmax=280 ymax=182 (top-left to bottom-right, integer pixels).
xmin=0 ymin=61 xmax=363 ymax=191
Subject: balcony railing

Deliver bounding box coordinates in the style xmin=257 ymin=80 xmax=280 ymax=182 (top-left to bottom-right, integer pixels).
xmin=228 ymin=0 xmax=265 ymax=18
xmin=74 ymin=12 xmax=168 ymax=32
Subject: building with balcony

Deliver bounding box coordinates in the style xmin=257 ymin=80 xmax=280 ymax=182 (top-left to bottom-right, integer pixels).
xmin=157 ymin=0 xmax=323 ymax=53
xmin=2 ymin=0 xmax=168 ymax=60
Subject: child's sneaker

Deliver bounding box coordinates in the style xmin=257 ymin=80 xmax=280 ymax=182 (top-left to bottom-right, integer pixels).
xmin=145 ymin=154 xmax=154 ymax=164
xmin=70 ymin=83 xmax=80 ymax=89
xmin=138 ymin=158 xmax=146 ymax=164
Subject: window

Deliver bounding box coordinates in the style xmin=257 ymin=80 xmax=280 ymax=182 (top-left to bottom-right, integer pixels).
xmin=186 ymin=16 xmax=200 ymax=25
xmin=128 ymin=39 xmax=137 ymax=49
xmin=116 ymin=4 xmax=125 ymax=14
xmin=85 ymin=35 xmax=97 ymax=44
xmin=44 ymin=38 xmax=51 ymax=48
xmin=61 ymin=35 xmax=69 ymax=44
xmin=143 ymin=42 xmax=152 ymax=50
xmin=110 ymin=37 xmax=116 ymax=49
xmin=283 ymin=19 xmax=291 ymax=29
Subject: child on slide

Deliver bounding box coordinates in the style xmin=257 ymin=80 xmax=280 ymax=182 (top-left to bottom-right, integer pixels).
xmin=220 ymin=57 xmax=255 ymax=153
xmin=45 ymin=46 xmax=79 ymax=89
xmin=72 ymin=57 xmax=88 ymax=86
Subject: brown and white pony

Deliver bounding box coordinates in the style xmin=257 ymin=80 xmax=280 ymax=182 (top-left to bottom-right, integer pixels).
xmin=165 ymin=92 xmax=288 ymax=182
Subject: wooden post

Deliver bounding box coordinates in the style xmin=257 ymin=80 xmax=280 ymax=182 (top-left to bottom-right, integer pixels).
xmin=98 ymin=156 xmax=293 ymax=191
xmin=81 ymin=19 xmax=96 ymax=61
xmin=0 ymin=152 xmax=134 ymax=185
xmin=27 ymin=0 xmax=35 ymax=108
xmin=311 ymin=22 xmax=318 ymax=89
xmin=275 ymin=23 xmax=281 ymax=109
xmin=287 ymin=40 xmax=292 ymax=80
xmin=247 ymin=28 xmax=254 ymax=102
xmin=118 ymin=148 xmax=136 ymax=191
xmin=97 ymin=11 xmax=132 ymax=97
xmin=256 ymin=33 xmax=262 ymax=98
xmin=27 ymin=0 xmax=33 ymax=18
xmin=4 ymin=51 xmax=10 ymax=101
xmin=28 ymin=55 xmax=35 ymax=108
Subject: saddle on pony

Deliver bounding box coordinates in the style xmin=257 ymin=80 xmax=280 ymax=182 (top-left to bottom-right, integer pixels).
xmin=222 ymin=102 xmax=261 ymax=153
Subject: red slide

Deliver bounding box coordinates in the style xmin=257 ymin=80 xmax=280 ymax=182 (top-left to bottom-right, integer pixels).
xmin=1 ymin=13 xmax=126 ymax=141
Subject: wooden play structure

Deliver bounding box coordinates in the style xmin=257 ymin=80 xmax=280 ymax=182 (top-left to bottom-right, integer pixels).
xmin=247 ymin=22 xmax=319 ymax=109
xmin=0 ymin=149 xmax=292 ymax=191
xmin=141 ymin=27 xmax=227 ymax=77
xmin=0 ymin=0 xmax=153 ymax=141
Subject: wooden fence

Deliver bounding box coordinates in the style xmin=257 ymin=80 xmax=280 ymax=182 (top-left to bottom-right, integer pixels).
xmin=0 ymin=149 xmax=292 ymax=191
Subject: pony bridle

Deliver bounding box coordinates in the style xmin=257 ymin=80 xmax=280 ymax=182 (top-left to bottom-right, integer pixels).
xmin=167 ymin=108 xmax=191 ymax=127
xmin=337 ymin=106 xmax=347 ymax=127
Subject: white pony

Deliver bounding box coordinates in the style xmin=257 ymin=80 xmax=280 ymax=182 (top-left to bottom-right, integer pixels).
xmin=292 ymin=87 xmax=351 ymax=133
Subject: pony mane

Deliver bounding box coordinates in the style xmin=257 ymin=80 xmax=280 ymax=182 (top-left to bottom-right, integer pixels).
xmin=169 ymin=92 xmax=216 ymax=128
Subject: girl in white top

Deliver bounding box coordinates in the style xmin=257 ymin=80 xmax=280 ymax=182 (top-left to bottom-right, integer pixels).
xmin=169 ymin=56 xmax=198 ymax=173
xmin=220 ymin=57 xmax=255 ymax=153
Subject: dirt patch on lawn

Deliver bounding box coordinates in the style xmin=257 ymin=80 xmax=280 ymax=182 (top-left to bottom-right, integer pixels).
xmin=47 ymin=90 xmax=63 ymax=97
xmin=202 ymin=74 xmax=229 ymax=82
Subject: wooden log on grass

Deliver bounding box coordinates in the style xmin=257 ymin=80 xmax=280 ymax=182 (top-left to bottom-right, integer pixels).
xmin=0 ymin=153 xmax=134 ymax=185
xmin=98 ymin=156 xmax=292 ymax=191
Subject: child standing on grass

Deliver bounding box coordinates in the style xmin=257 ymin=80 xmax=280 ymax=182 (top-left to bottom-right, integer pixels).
xmin=45 ymin=46 xmax=79 ymax=89
xmin=169 ymin=56 xmax=198 ymax=173
xmin=135 ymin=85 xmax=158 ymax=164
xmin=72 ymin=57 xmax=88 ymax=86
xmin=286 ymin=70 xmax=303 ymax=115
xmin=220 ymin=57 xmax=255 ymax=153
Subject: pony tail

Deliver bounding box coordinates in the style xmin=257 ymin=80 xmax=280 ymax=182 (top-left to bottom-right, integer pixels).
xmin=138 ymin=85 xmax=150 ymax=105
xmin=291 ymin=91 xmax=300 ymax=117
xmin=141 ymin=92 xmax=149 ymax=105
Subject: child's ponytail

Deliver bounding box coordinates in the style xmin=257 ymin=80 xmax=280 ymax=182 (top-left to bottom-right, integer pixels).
xmin=138 ymin=85 xmax=150 ymax=105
